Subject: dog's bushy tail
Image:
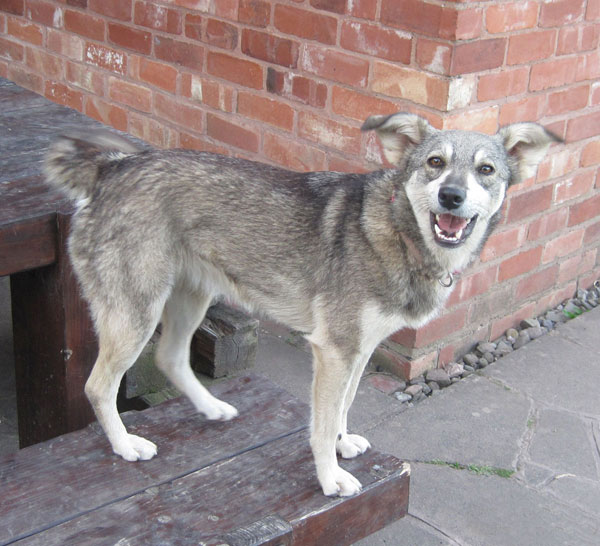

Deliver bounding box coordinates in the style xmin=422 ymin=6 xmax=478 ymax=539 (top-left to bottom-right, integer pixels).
xmin=44 ymin=130 xmax=141 ymax=202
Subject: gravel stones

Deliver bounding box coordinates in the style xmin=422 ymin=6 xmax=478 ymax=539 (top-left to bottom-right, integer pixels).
xmin=386 ymin=283 xmax=599 ymax=407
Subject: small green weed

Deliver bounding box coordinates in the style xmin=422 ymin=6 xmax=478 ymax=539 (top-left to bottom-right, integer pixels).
xmin=426 ymin=459 xmax=514 ymax=478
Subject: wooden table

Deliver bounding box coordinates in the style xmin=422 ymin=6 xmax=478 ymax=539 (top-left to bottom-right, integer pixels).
xmin=0 ymin=375 xmax=410 ymax=545
xmin=0 ymin=77 xmax=101 ymax=446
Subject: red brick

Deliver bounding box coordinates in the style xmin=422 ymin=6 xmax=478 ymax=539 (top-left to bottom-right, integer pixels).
xmin=310 ymin=0 xmax=345 ymax=14
xmin=1 ymin=37 xmax=25 ymax=63
xmin=263 ymin=131 xmax=327 ymax=171
xmin=372 ymin=61 xmax=449 ymax=110
xmin=537 ymin=148 xmax=580 ymax=182
xmin=133 ymin=57 xmax=178 ymax=93
xmin=89 ymin=0 xmax=132 ymax=21
xmin=530 ymin=57 xmax=578 ymax=92
xmin=381 ymin=0 xmax=444 ymax=37
xmin=206 ymin=113 xmax=259 ymax=153
xmin=45 ymin=81 xmax=83 ymax=111
xmin=179 ymin=132 xmax=230 ymax=155
xmin=340 ymin=20 xmax=411 ymax=63
xmin=478 ymin=67 xmax=529 ymax=102
xmin=242 ymin=29 xmax=299 ymax=68
xmin=557 ymin=25 xmax=600 ymax=55
xmin=274 ymin=4 xmax=337 ymax=45
xmin=593 ymin=82 xmax=600 ymax=105
xmin=584 ymin=219 xmax=600 ymax=244
xmin=542 ymin=229 xmax=585 ymax=263
xmin=154 ymin=93 xmax=205 ymax=133
xmin=266 ymin=68 xmax=327 ymax=108
xmin=85 ymin=43 xmax=127 ymax=74
xmin=47 ymin=30 xmax=84 ymax=61
xmin=237 ymin=92 xmax=294 ymax=131
xmin=581 ymin=141 xmax=600 ymax=167
xmin=7 ymin=17 xmax=43 ymax=45
xmin=576 ymin=49 xmax=600 ymax=82
xmin=540 ymin=0 xmax=585 ymax=28
xmin=130 ymin=113 xmax=178 ymax=148
xmin=185 ymin=15 xmax=239 ymax=50
xmin=587 ymin=0 xmax=600 ymax=20
xmin=566 ymin=111 xmax=600 ymax=142
xmin=328 ymin=155 xmax=370 ymax=173
xmin=490 ymin=301 xmax=537 ymax=340
xmin=207 ymin=51 xmax=263 ymax=89
xmin=348 ymin=0 xmax=377 ymax=20
xmin=443 ymin=106 xmax=499 ymax=134
xmin=6 ymin=65 xmax=43 ymax=93
xmin=300 ymin=44 xmax=369 ymax=87
xmin=298 ymin=111 xmax=361 ymax=154
xmin=486 ymin=1 xmax=538 ymax=33
xmin=2 ymin=0 xmax=24 ymax=16
xmin=154 ymin=36 xmax=203 ymax=71
xmin=238 ymin=0 xmax=270 ymax=27
xmin=554 ymin=171 xmax=595 ymax=204
xmin=568 ymin=193 xmax=600 ymax=226
xmin=507 ymin=30 xmax=556 ymax=65
xmin=515 ymin=265 xmax=558 ymax=300
xmin=507 ymin=186 xmax=554 ymax=224
xmin=26 ymin=0 xmax=59 ymax=26
xmin=331 ymin=86 xmax=396 ymax=122
xmin=26 ymin=48 xmax=63 ymax=80
xmin=108 ymin=77 xmax=151 ymax=112
xmin=66 ymin=62 xmax=104 ymax=94
xmin=527 ymin=208 xmax=569 ymax=241
xmin=450 ymin=38 xmax=506 ymax=75
xmin=498 ymin=247 xmax=543 ymax=282
xmin=547 ymin=85 xmax=590 ymax=116
xmin=64 ymin=9 xmax=105 ymax=41
xmin=108 ymin=22 xmax=151 ymax=54
xmin=453 ymin=8 xmax=483 ymax=40
xmin=416 ymin=39 xmax=452 ymax=75
xmin=85 ymin=96 xmax=128 ymax=131
xmin=134 ymin=1 xmax=182 ymax=34
xmin=447 ymin=266 xmax=497 ymax=306
xmin=499 ymin=95 xmax=546 ymax=125
xmin=182 ymin=74 xmax=235 ymax=112
xmin=390 ymin=307 xmax=467 ymax=348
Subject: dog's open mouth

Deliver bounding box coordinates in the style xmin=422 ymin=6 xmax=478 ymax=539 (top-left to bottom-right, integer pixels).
xmin=430 ymin=212 xmax=477 ymax=246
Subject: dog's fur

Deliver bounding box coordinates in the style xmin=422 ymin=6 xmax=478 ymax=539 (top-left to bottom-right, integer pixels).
xmin=44 ymin=113 xmax=558 ymax=496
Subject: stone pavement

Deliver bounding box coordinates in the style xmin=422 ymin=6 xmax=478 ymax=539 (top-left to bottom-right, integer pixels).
xmin=1 ymin=275 xmax=599 ymax=544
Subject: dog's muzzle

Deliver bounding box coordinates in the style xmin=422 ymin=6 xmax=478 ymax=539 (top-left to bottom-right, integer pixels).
xmin=430 ymin=212 xmax=478 ymax=246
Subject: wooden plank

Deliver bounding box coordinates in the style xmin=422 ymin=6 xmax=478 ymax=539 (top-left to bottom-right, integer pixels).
xmin=8 ymin=428 xmax=408 ymax=546
xmin=10 ymin=213 xmax=98 ymax=447
xmin=0 ymin=375 xmax=310 ymax=544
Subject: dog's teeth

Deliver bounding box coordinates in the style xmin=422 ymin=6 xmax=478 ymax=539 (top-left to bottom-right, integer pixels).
xmin=456 ymin=229 xmax=463 ymax=239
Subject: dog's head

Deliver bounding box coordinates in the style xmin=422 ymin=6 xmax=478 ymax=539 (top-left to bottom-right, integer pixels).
xmin=363 ymin=113 xmax=560 ymax=266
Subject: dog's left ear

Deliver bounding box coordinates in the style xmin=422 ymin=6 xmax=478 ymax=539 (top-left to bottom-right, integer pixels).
xmin=361 ymin=113 xmax=435 ymax=166
xmin=497 ymin=123 xmax=562 ymax=184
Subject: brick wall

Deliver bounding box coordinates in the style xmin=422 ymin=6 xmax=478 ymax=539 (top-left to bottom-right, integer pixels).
xmin=1 ymin=0 xmax=599 ymax=379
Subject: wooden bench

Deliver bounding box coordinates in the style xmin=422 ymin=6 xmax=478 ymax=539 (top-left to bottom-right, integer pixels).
xmin=0 ymin=77 xmax=256 ymax=446
xmin=0 ymin=375 xmax=410 ymax=545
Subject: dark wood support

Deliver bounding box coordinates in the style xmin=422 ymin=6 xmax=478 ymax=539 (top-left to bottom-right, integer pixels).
xmin=10 ymin=213 xmax=97 ymax=447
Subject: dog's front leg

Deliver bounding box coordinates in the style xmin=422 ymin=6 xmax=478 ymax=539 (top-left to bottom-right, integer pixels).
xmin=309 ymin=342 xmax=362 ymax=497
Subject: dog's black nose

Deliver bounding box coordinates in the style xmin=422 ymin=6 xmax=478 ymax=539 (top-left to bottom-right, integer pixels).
xmin=438 ymin=185 xmax=466 ymax=210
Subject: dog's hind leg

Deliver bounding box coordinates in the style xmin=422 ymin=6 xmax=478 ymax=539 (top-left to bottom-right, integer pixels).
xmin=85 ymin=305 xmax=163 ymax=462
xmin=155 ymin=287 xmax=238 ymax=421
xmin=336 ymin=356 xmax=371 ymax=459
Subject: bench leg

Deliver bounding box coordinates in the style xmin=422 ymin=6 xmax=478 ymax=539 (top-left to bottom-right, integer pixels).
xmin=10 ymin=213 xmax=97 ymax=447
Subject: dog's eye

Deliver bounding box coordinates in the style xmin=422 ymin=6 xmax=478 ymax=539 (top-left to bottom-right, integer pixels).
xmin=479 ymin=165 xmax=495 ymax=175
xmin=427 ymin=157 xmax=445 ymax=168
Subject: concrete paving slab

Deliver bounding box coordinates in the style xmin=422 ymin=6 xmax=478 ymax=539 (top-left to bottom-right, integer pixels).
xmin=555 ymin=306 xmax=600 ymax=351
xmin=482 ymin=327 xmax=600 ymax=416
xmin=408 ymin=462 xmax=600 ymax=546
xmin=355 ymin=514 xmax=455 ymax=546
xmin=364 ymin=374 xmax=530 ymax=471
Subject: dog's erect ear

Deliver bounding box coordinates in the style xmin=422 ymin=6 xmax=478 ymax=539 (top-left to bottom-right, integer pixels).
xmin=361 ymin=113 xmax=435 ymax=166
xmin=498 ymin=123 xmax=562 ymax=183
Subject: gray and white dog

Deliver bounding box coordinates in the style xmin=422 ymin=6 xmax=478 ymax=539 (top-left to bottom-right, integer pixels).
xmin=44 ymin=113 xmax=558 ymax=497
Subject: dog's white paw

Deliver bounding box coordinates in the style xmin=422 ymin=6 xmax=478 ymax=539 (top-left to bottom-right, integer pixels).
xmin=113 ymin=434 xmax=157 ymax=461
xmin=202 ymin=398 xmax=238 ymax=421
xmin=336 ymin=433 xmax=371 ymax=459
xmin=320 ymin=466 xmax=363 ymax=497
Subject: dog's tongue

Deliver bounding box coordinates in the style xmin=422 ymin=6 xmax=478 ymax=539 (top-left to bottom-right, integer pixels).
xmin=437 ymin=213 xmax=467 ymax=234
